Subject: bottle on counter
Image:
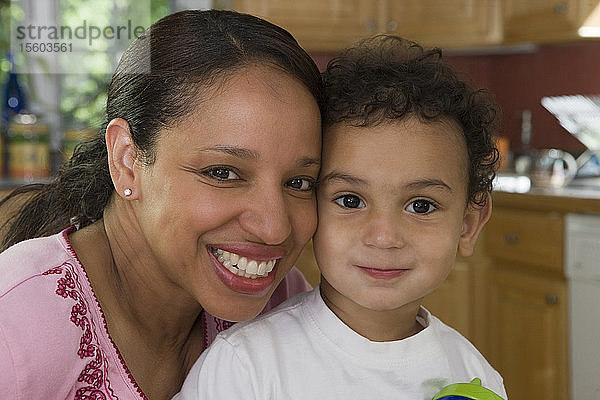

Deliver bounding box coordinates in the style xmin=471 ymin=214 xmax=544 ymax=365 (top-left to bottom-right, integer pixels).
xmin=6 ymin=113 xmax=50 ymax=182
xmin=514 ymin=109 xmax=534 ymax=175
xmin=1 ymin=52 xmax=29 ymax=179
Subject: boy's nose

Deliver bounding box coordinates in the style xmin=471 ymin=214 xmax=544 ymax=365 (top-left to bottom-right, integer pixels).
xmin=239 ymin=189 xmax=292 ymax=245
xmin=361 ymin=210 xmax=405 ymax=249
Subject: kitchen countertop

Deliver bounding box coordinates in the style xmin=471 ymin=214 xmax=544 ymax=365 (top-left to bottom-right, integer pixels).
xmin=493 ymin=186 xmax=600 ymax=213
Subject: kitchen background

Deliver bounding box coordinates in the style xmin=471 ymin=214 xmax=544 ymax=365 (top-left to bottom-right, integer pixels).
xmin=2 ymin=1 xmax=600 ymax=400
xmin=2 ymin=0 xmax=600 ymax=183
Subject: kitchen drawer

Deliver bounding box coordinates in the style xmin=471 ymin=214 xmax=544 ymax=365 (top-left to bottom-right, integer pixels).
xmin=485 ymin=207 xmax=563 ymax=272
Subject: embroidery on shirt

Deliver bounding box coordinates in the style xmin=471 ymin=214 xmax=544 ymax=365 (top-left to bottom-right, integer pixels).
xmin=214 ymin=316 xmax=235 ymax=333
xmin=47 ymin=263 xmax=117 ymax=400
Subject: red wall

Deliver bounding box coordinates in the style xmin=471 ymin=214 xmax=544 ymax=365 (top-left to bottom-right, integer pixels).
xmin=447 ymin=40 xmax=600 ymax=155
xmin=313 ymin=39 xmax=600 ymax=156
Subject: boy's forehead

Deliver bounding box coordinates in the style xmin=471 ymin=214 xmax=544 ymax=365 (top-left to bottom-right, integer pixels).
xmin=323 ymin=117 xmax=465 ymax=149
xmin=320 ymin=118 xmax=469 ymax=181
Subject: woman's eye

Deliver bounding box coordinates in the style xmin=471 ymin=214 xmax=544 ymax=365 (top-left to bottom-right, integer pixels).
xmin=333 ymin=194 xmax=365 ymax=209
xmin=204 ymin=167 xmax=239 ymax=181
xmin=406 ymin=199 xmax=436 ymax=214
xmin=286 ymin=177 xmax=316 ymax=192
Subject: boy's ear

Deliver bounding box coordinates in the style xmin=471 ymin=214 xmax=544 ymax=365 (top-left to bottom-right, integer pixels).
xmin=106 ymin=118 xmax=139 ymax=200
xmin=458 ymin=193 xmax=492 ymax=257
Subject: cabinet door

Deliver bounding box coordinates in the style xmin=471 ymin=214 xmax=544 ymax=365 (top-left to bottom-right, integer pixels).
xmin=232 ymin=0 xmax=379 ymax=52
xmin=484 ymin=208 xmax=563 ymax=273
xmin=489 ymin=265 xmax=568 ymax=400
xmin=382 ymin=0 xmax=502 ymax=48
xmin=423 ymin=260 xmax=471 ymax=338
xmin=503 ymin=0 xmax=593 ymax=43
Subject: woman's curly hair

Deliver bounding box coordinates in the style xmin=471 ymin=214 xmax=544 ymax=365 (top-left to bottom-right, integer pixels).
xmin=322 ymin=35 xmax=500 ymax=207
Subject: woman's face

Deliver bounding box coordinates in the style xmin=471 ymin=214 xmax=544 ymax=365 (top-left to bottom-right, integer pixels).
xmin=133 ymin=65 xmax=321 ymax=321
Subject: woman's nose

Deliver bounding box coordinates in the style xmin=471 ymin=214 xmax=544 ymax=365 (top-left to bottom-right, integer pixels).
xmin=361 ymin=209 xmax=405 ymax=249
xmin=239 ymin=189 xmax=292 ymax=245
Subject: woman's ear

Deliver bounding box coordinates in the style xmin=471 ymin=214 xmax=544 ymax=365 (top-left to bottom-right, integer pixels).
xmin=106 ymin=118 xmax=139 ymax=200
xmin=458 ymin=193 xmax=492 ymax=257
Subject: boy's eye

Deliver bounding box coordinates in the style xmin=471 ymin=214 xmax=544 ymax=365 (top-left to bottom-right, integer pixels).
xmin=286 ymin=177 xmax=316 ymax=192
xmin=406 ymin=199 xmax=436 ymax=214
xmin=333 ymin=194 xmax=365 ymax=209
xmin=204 ymin=167 xmax=239 ymax=181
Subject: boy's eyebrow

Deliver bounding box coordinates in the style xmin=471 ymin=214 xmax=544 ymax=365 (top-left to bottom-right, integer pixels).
xmin=320 ymin=171 xmax=368 ymax=186
xmin=404 ymin=179 xmax=453 ymax=193
xmin=320 ymin=173 xmax=453 ymax=193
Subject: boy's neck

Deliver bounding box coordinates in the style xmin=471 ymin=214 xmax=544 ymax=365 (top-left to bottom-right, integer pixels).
xmin=319 ymin=279 xmax=424 ymax=342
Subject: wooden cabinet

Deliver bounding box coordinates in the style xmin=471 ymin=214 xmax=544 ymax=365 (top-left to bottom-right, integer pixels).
xmin=381 ymin=0 xmax=502 ymax=48
xmin=489 ymin=265 xmax=568 ymax=400
xmin=503 ymin=0 xmax=599 ymax=43
xmin=422 ymin=259 xmax=472 ymax=338
xmin=233 ymin=0 xmax=600 ymax=51
xmin=484 ymin=208 xmax=563 ymax=273
xmin=485 ymin=204 xmax=568 ymax=400
xmin=232 ymin=0 xmax=380 ymax=52
xmin=232 ymin=0 xmax=501 ymax=52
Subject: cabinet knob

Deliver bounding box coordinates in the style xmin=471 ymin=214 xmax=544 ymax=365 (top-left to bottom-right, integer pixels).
xmin=386 ymin=20 xmax=398 ymax=32
xmin=366 ymin=20 xmax=377 ymax=33
xmin=545 ymin=293 xmax=559 ymax=305
xmin=554 ymin=2 xmax=568 ymax=15
xmin=504 ymin=232 xmax=519 ymax=244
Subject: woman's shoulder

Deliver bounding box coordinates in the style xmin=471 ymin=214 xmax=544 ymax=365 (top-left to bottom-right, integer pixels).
xmin=0 ymin=228 xmax=146 ymax=400
xmin=0 ymin=228 xmax=75 ymax=296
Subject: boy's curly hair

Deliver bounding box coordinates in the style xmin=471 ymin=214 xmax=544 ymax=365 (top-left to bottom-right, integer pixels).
xmin=322 ymin=35 xmax=500 ymax=207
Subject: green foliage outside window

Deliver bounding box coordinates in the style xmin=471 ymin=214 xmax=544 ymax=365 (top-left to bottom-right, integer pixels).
xmin=0 ymin=0 xmax=170 ymax=132
xmin=60 ymin=0 xmax=171 ymax=130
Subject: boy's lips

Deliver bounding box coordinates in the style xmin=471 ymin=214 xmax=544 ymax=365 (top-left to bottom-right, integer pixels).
xmin=208 ymin=244 xmax=285 ymax=295
xmin=357 ymin=265 xmax=410 ymax=280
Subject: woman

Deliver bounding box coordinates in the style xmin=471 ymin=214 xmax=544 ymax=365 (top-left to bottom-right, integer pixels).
xmin=0 ymin=9 xmax=322 ymax=399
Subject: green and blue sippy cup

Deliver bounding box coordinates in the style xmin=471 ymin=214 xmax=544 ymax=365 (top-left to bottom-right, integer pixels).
xmin=432 ymin=378 xmax=505 ymax=400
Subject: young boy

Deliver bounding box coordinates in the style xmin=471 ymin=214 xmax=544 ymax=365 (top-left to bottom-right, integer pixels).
xmin=175 ymin=35 xmax=507 ymax=400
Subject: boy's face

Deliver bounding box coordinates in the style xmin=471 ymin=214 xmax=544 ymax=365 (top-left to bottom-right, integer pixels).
xmin=314 ymin=116 xmax=489 ymax=315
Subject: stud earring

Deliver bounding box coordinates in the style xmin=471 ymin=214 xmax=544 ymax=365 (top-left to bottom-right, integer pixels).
xmin=123 ymin=188 xmax=132 ymax=197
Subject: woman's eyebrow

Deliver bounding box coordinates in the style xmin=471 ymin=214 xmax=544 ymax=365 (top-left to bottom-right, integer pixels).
xmin=197 ymin=145 xmax=259 ymax=160
xmin=298 ymin=157 xmax=321 ymax=168
xmin=197 ymin=146 xmax=319 ymax=168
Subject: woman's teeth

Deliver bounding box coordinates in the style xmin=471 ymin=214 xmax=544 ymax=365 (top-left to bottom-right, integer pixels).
xmin=211 ymin=247 xmax=276 ymax=279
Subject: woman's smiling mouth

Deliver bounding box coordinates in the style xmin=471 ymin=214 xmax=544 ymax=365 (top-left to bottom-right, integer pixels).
xmin=208 ymin=245 xmax=284 ymax=295
xmin=210 ymin=247 xmax=277 ymax=279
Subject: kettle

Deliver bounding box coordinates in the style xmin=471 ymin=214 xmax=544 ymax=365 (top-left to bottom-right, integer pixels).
xmin=529 ymin=148 xmax=578 ymax=188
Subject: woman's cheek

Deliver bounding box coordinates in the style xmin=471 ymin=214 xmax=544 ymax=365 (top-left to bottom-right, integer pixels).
xmin=295 ymin=199 xmax=318 ymax=243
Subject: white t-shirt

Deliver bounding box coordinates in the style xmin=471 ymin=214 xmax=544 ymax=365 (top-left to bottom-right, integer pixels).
xmin=175 ymin=287 xmax=507 ymax=400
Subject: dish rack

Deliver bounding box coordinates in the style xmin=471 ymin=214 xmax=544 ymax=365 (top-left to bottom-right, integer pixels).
xmin=541 ymin=94 xmax=600 ymax=175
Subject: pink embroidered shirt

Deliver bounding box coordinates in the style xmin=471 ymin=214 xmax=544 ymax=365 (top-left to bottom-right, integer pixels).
xmin=0 ymin=228 xmax=312 ymax=399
